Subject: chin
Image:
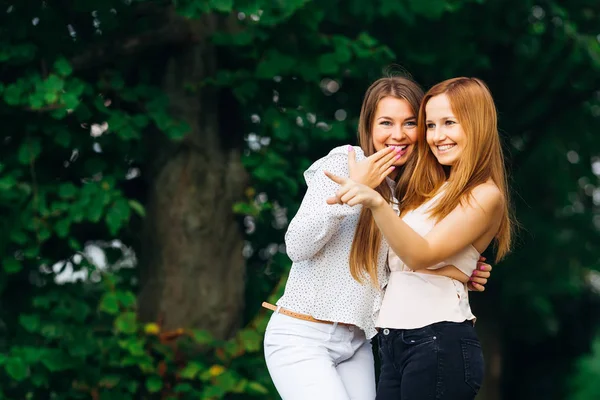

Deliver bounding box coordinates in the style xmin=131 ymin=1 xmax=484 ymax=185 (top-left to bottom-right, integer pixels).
xmin=394 ymin=155 xmax=411 ymax=167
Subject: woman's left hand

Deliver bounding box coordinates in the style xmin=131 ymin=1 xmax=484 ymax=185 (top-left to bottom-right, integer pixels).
xmin=467 ymin=257 xmax=492 ymax=291
xmin=324 ymin=171 xmax=385 ymax=208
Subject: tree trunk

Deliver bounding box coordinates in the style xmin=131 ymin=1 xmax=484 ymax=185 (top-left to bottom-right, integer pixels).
xmin=138 ymin=11 xmax=247 ymax=340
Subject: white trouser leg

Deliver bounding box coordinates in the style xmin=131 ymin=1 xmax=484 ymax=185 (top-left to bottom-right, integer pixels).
xmin=264 ymin=313 xmax=374 ymax=400
xmin=336 ymin=338 xmax=376 ymax=400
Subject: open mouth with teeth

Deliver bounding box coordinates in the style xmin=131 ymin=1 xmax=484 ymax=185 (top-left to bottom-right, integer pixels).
xmin=436 ymin=144 xmax=456 ymax=153
xmin=385 ymin=144 xmax=410 ymax=157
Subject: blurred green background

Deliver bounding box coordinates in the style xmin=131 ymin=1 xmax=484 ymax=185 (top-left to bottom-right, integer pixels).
xmin=0 ymin=0 xmax=599 ymax=399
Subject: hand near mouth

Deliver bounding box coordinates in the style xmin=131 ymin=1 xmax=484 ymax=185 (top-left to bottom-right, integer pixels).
xmin=326 ymin=145 xmax=400 ymax=205
xmin=351 ymin=145 xmax=402 ymax=186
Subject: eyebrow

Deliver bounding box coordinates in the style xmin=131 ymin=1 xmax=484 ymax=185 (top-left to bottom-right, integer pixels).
xmin=425 ymin=115 xmax=455 ymax=122
xmin=377 ymin=115 xmax=416 ymax=121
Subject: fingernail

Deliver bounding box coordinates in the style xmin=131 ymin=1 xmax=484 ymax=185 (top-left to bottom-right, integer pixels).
xmin=395 ymin=146 xmax=402 ymax=152
xmin=348 ymin=145 xmax=354 ymax=152
xmin=479 ymin=265 xmax=485 ymax=271
xmin=395 ymin=154 xmax=401 ymax=159
xmin=390 ymin=166 xmax=395 ymax=170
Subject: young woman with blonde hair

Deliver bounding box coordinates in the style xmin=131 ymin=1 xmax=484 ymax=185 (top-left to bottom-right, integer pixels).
xmin=262 ymin=77 xmax=492 ymax=400
xmin=327 ymin=77 xmax=513 ymax=399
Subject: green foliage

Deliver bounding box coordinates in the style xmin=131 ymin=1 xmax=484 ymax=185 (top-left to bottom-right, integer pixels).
xmin=570 ymin=334 xmax=600 ymax=400
xmin=0 ymin=273 xmax=275 ymax=399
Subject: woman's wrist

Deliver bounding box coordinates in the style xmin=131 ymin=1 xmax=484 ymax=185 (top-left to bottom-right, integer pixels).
xmin=369 ymin=193 xmax=386 ymax=209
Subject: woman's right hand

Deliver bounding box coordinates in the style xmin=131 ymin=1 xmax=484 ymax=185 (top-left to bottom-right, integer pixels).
xmin=347 ymin=145 xmax=401 ymax=189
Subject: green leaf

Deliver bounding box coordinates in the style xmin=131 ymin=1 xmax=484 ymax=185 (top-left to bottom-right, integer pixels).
xmin=169 ymin=121 xmax=191 ymax=140
xmin=106 ymin=197 xmax=131 ymax=235
xmin=30 ymin=371 xmax=49 ymax=387
xmin=58 ymin=183 xmax=77 ymax=199
xmin=356 ymin=32 xmax=378 ymax=48
xmin=54 ymin=218 xmax=70 ymax=238
xmin=62 ymin=92 xmax=79 ymax=109
xmin=211 ymin=0 xmax=233 ymax=12
xmin=115 ymin=311 xmax=137 ymax=334
xmin=146 ymin=376 xmax=163 ymax=393
xmin=132 ymin=114 xmax=149 ymax=128
xmin=53 ymin=129 xmax=71 ymax=147
xmin=174 ymin=383 xmax=194 ymax=393
xmin=3 ymin=259 xmax=22 ymax=274
xmin=255 ymin=51 xmax=296 ymax=79
xmin=9 ymin=230 xmax=28 ymax=245
xmin=3 ymin=84 xmax=21 ymax=105
xmin=127 ymin=380 xmax=139 ymax=393
xmin=41 ymin=350 xmax=74 ymax=372
xmin=17 ymin=138 xmax=42 ymax=164
xmin=128 ymin=341 xmax=145 ymax=357
xmin=247 ymin=381 xmax=269 ymax=395
xmin=40 ymin=323 xmax=65 ymax=339
xmin=44 ymin=91 xmax=58 ymax=103
xmin=238 ymin=328 xmax=263 ymax=352
xmin=100 ymin=292 xmax=120 ymax=315
xmin=190 ymin=329 xmax=214 ymax=345
xmin=116 ymin=290 xmax=137 ymax=309
xmin=0 ymin=175 xmax=17 ymax=191
xmin=128 ymin=199 xmax=146 ymax=217
xmin=5 ymin=357 xmax=28 ymax=381
xmin=318 ymin=53 xmax=339 ymax=75
xmin=19 ymin=314 xmax=41 ymax=333
xmin=179 ymin=361 xmax=204 ymax=379
xmin=54 ymin=58 xmax=73 ymax=76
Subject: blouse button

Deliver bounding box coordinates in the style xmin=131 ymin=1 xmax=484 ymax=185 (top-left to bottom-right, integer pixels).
xmin=383 ymin=329 xmax=390 ymax=335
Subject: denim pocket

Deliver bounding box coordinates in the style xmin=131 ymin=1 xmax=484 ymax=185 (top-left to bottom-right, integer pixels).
xmin=401 ymin=326 xmax=436 ymax=346
xmin=461 ymin=338 xmax=484 ymax=394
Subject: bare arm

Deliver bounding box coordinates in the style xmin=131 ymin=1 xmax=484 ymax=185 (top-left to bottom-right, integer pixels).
xmin=368 ymin=184 xmax=502 ymax=270
xmin=324 ymin=172 xmax=504 ymax=270
xmin=420 ymin=265 xmax=470 ymax=283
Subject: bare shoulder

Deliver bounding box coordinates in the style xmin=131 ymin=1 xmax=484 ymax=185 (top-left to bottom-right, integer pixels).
xmin=469 ymin=181 xmax=504 ymax=213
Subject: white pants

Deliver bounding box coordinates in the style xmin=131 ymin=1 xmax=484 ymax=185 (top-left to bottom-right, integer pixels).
xmin=264 ymin=312 xmax=376 ymax=400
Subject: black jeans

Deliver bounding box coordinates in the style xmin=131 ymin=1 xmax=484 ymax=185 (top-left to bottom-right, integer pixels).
xmin=376 ymin=320 xmax=484 ymax=400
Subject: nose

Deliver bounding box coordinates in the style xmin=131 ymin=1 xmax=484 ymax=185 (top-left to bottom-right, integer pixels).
xmin=430 ymin=125 xmax=446 ymax=143
xmin=390 ymin=125 xmax=407 ymax=141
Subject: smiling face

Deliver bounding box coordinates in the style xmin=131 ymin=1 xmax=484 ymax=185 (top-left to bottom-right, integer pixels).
xmin=371 ymin=96 xmax=418 ymax=167
xmin=425 ymin=94 xmax=466 ymax=166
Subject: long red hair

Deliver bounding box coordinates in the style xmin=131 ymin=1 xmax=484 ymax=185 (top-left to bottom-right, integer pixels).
xmin=401 ymin=77 xmax=514 ymax=261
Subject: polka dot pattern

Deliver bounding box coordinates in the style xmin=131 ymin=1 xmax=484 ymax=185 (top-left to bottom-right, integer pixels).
xmin=276 ymin=145 xmax=392 ymax=339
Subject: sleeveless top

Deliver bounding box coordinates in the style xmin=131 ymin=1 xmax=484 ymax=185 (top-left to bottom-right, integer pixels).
xmin=376 ymin=186 xmax=479 ymax=329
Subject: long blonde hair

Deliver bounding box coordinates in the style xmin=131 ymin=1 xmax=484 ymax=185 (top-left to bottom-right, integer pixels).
xmin=402 ymin=77 xmax=513 ymax=261
xmin=349 ymin=77 xmax=424 ymax=286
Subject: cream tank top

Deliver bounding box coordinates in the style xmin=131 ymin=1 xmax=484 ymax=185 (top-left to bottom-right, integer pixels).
xmin=376 ymin=187 xmax=480 ymax=330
